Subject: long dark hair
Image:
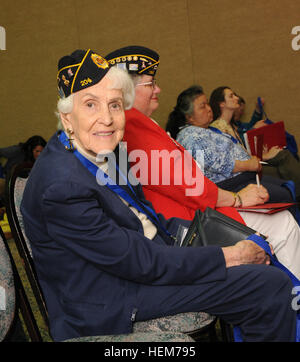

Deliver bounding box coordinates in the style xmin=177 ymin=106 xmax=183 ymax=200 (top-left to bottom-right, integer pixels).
xmin=166 ymin=85 xmax=204 ymax=139
xmin=209 ymin=86 xmax=230 ymax=121
xmin=20 ymin=135 xmax=47 ymax=162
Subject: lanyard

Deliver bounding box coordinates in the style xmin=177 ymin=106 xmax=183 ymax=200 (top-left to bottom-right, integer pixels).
xmin=58 ymin=131 xmax=174 ymax=240
xmin=209 ymin=126 xmax=238 ymax=144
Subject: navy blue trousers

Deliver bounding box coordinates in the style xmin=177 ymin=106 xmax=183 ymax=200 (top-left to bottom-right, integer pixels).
xmin=136 ymin=264 xmax=296 ymax=341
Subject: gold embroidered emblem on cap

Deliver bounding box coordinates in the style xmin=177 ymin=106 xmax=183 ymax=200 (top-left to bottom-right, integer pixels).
xmin=91 ymin=53 xmax=109 ymax=69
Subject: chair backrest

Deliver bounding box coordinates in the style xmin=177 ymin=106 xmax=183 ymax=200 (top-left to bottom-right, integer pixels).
xmin=0 ymin=228 xmax=16 ymax=341
xmin=5 ymin=162 xmax=49 ymax=332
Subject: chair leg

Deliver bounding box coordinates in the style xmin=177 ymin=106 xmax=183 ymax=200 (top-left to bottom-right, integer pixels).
xmin=15 ymin=276 xmax=43 ymax=342
xmin=219 ymin=319 xmax=234 ymax=342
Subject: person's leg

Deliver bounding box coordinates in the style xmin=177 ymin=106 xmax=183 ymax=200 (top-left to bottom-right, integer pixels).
xmin=240 ymin=210 xmax=300 ymax=278
xmin=136 ymin=264 xmax=296 ymax=342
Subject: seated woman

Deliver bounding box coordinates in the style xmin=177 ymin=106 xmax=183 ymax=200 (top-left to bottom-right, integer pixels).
xmin=166 ymin=85 xmax=294 ymax=205
xmin=232 ymin=96 xmax=299 ymax=160
xmin=20 ymin=48 xmax=297 ymax=342
xmin=106 ymin=46 xmax=300 ymax=280
xmin=0 ymin=135 xmax=46 ymax=198
xmin=0 ymin=135 xmax=46 ymax=177
xmin=209 ymin=86 xmax=300 ymax=201
xmin=106 ymin=45 xmax=269 ymax=226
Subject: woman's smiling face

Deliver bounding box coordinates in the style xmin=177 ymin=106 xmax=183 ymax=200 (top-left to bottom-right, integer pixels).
xmin=61 ymin=76 xmax=125 ymax=157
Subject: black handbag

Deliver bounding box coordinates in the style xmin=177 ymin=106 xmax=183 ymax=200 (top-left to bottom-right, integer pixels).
xmin=180 ymin=207 xmax=266 ymax=248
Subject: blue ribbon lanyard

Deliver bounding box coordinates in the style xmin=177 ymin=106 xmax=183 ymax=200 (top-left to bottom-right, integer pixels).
xmin=209 ymin=126 xmax=238 ymax=144
xmin=58 ymin=131 xmax=174 ymax=239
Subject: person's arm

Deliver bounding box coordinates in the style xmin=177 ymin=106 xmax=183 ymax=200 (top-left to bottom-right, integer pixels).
xmin=233 ymin=156 xmax=261 ymax=173
xmin=216 ymin=184 xmax=269 ymax=208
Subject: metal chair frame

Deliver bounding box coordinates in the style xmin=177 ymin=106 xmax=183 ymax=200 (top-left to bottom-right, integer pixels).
xmin=4 ymin=162 xmax=48 ymax=340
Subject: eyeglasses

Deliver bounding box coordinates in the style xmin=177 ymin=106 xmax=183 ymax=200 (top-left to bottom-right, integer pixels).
xmin=136 ymin=79 xmax=157 ymax=89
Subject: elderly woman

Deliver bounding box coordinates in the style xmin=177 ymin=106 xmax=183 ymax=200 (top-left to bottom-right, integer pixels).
xmin=106 ymin=46 xmax=300 ymax=278
xmin=106 ymin=46 xmax=269 ymax=225
xmin=210 ymin=86 xmax=300 ymax=201
xmin=20 ymin=48 xmax=296 ymax=342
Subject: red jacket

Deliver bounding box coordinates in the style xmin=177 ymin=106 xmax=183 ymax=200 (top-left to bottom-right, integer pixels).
xmin=124 ymin=108 xmax=245 ymax=224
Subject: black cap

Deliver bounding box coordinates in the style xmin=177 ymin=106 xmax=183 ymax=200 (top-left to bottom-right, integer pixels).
xmin=57 ymin=49 xmax=110 ymax=98
xmin=105 ymin=45 xmax=159 ymax=76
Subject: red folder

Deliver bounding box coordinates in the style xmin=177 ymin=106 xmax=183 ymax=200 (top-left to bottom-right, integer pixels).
xmin=237 ymin=202 xmax=296 ymax=214
xmin=244 ymin=121 xmax=287 ymax=155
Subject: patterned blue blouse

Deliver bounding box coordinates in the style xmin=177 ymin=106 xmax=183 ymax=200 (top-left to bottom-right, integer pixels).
xmin=176 ymin=125 xmax=250 ymax=183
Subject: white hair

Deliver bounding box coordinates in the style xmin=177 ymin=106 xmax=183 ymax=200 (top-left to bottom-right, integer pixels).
xmin=56 ymin=67 xmax=135 ymax=130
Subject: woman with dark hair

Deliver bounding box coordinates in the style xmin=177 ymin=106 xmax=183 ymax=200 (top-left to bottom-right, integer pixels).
xmin=166 ymin=85 xmax=296 ymax=205
xmin=21 ymin=135 xmax=46 ymax=163
xmin=0 ymin=135 xmax=47 ymax=198
xmin=0 ymin=135 xmax=46 ymax=177
xmin=209 ymin=86 xmax=300 ymax=201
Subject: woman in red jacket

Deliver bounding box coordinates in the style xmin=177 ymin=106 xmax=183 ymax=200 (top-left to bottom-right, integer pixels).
xmin=105 ymin=45 xmax=300 ymax=279
xmin=106 ymin=46 xmax=267 ymax=223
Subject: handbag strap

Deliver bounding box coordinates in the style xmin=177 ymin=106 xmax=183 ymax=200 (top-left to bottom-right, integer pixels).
xmin=247 ymin=234 xmax=300 ymax=287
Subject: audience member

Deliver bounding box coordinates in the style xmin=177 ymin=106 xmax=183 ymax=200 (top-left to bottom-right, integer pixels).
xmin=209 ymin=86 xmax=300 ymax=201
xmin=0 ymin=135 xmax=46 ymax=198
xmin=106 ymin=45 xmax=300 ymax=278
xmin=233 ymin=95 xmax=299 ymax=160
xmin=21 ymin=47 xmax=296 ymax=342
xmin=106 ymin=46 xmax=267 ymax=225
xmin=232 ymin=95 xmax=266 ymax=142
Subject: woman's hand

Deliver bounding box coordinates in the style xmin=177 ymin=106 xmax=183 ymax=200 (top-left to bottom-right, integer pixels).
xmin=222 ymin=239 xmax=270 ymax=268
xmin=238 ymin=183 xmax=269 ymax=206
xmin=262 ymin=146 xmax=282 ymax=161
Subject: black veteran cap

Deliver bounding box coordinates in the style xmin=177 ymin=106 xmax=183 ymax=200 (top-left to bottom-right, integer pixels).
xmin=57 ymin=49 xmax=110 ymax=98
xmin=105 ymin=45 xmax=159 ymax=76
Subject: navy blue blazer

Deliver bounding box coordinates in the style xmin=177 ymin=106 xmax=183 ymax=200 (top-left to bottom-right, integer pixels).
xmin=21 ymin=133 xmax=226 ymax=341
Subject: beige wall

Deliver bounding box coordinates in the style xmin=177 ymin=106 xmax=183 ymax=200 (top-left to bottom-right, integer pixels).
xmin=0 ymin=0 xmax=299 ymax=147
